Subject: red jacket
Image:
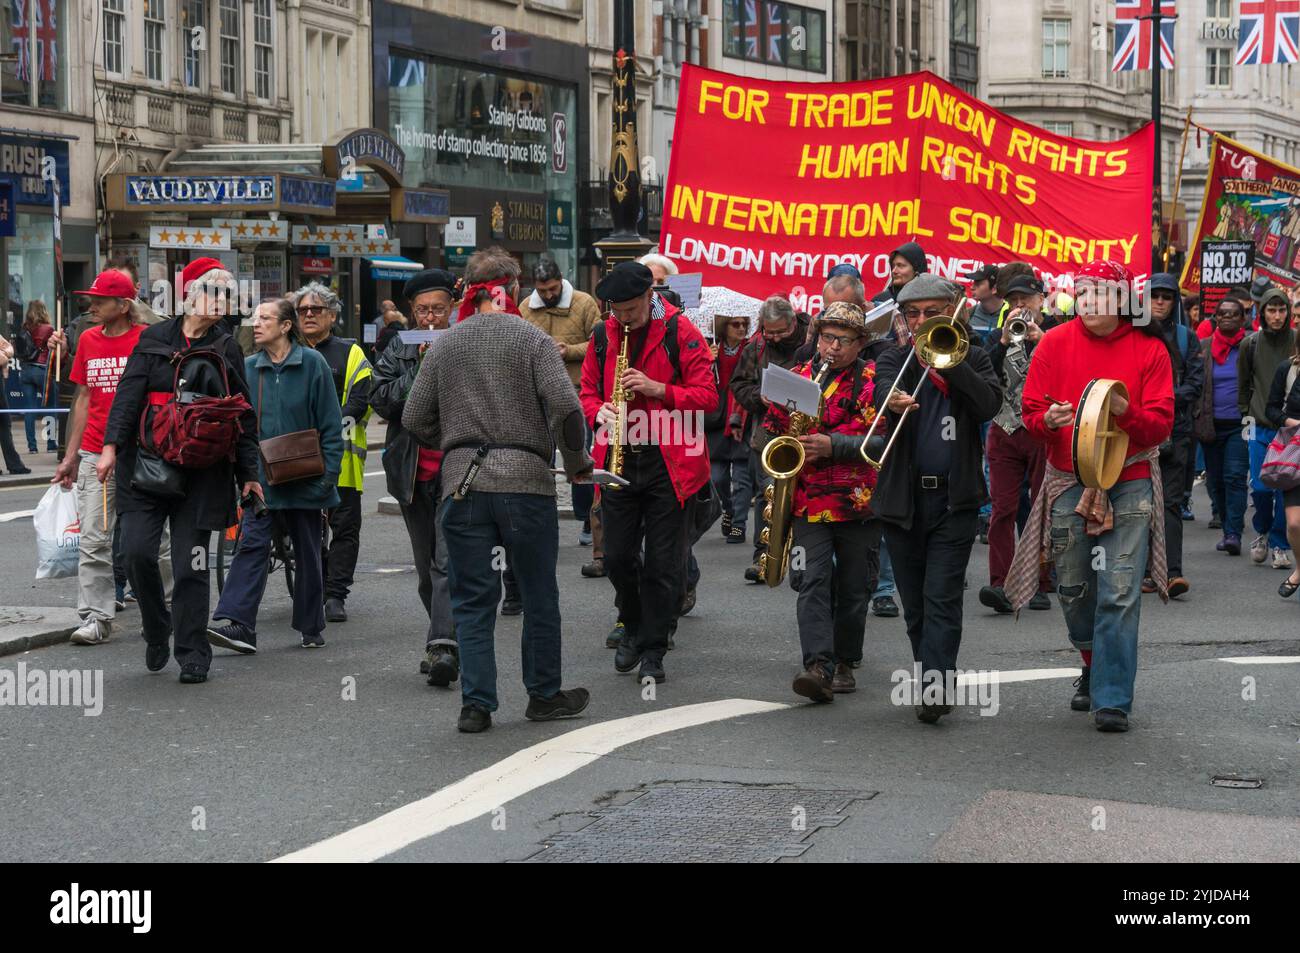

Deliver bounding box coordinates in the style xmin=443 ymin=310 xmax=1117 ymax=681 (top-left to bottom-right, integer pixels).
xmin=579 ymin=301 xmax=717 ymax=503
xmin=1023 ymin=319 xmax=1174 ymax=483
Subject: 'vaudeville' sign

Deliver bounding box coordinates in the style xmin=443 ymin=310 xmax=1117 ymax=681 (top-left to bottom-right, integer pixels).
xmin=107 ymin=173 xmax=337 ymax=215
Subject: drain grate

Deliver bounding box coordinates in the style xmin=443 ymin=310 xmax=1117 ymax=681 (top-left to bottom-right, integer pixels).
xmin=522 ymin=784 xmax=876 ymax=863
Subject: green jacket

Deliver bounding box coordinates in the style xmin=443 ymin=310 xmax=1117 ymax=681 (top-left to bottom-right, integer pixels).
xmin=1238 ymin=324 xmax=1295 ymax=426
xmin=245 ymin=343 xmax=344 ymax=511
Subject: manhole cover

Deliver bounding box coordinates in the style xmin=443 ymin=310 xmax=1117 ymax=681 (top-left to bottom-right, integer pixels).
xmin=521 ymin=784 xmax=876 ymax=863
xmin=1211 ymin=775 xmax=1264 ymax=789
xmin=0 ymin=609 xmax=46 ymax=626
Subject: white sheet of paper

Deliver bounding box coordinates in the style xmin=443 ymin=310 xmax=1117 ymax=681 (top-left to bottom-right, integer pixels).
xmin=397 ymin=329 xmax=444 ymax=345
xmin=664 ymin=273 xmax=703 ymax=308
xmin=761 ymin=363 xmax=822 ymax=416
xmin=550 ymin=468 xmax=631 ymax=488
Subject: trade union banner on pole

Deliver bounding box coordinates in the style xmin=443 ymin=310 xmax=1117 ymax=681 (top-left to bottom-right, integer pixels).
xmin=1180 ymin=133 xmax=1300 ymax=295
xmin=661 ymin=65 xmax=1154 ymax=300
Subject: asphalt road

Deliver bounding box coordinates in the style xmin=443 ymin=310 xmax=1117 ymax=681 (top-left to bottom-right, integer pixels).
xmin=1 ymin=470 xmax=1297 ymax=862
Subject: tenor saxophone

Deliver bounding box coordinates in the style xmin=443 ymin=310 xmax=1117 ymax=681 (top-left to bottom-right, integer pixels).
xmin=757 ymin=361 xmax=830 ymax=587
xmin=606 ymin=331 xmax=630 ymax=488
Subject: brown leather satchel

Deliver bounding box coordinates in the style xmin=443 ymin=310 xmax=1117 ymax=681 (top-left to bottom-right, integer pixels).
xmin=257 ymin=369 xmax=326 ymax=486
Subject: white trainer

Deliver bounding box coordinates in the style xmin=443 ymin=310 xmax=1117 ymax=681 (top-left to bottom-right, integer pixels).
xmin=1272 ymin=547 xmax=1294 ymax=570
xmin=1250 ymin=535 xmax=1268 ymax=563
xmin=69 ymin=620 xmax=110 ymax=645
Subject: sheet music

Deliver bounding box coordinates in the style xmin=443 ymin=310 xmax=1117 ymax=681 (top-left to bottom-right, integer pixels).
xmin=761 ymin=363 xmax=823 ymax=416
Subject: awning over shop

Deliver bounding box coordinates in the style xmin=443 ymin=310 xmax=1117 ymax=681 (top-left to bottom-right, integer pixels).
xmin=369 ymin=255 xmax=423 ymax=280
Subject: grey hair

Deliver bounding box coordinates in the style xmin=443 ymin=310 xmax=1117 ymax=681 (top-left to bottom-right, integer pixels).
xmin=822 ymin=274 xmax=866 ymax=307
xmin=758 ymin=295 xmax=795 ymax=325
xmin=638 ymin=253 xmax=678 ymax=277
xmin=290 ymin=281 xmax=342 ymax=314
xmin=183 ymin=267 xmax=237 ymax=310
xmin=465 ymin=246 xmax=521 ymax=284
xmin=533 ymin=257 xmax=563 ymax=283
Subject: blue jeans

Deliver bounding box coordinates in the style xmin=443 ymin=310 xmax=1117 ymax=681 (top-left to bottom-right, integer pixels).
xmin=872 ymin=538 xmax=896 ymax=598
xmin=1051 ymin=479 xmax=1152 ymax=714
xmin=1248 ymin=427 xmax=1289 ymax=550
xmin=711 ymin=453 xmax=752 ymax=529
xmin=18 ymin=362 xmax=56 ymax=450
xmin=439 ymin=491 xmax=561 ymax=712
xmin=1201 ymin=423 xmax=1249 ymax=537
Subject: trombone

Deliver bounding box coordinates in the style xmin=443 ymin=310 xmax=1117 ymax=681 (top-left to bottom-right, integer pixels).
xmin=858 ymin=305 xmax=971 ymax=470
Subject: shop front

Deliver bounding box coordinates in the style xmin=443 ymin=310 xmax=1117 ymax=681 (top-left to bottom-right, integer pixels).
xmin=373 ymin=3 xmax=587 ymax=287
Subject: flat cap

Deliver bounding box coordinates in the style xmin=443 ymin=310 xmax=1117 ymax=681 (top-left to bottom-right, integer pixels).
xmin=404 ymin=268 xmax=457 ymax=301
xmin=895 ymin=273 xmax=960 ymax=306
xmin=596 ymin=261 xmax=654 ymax=303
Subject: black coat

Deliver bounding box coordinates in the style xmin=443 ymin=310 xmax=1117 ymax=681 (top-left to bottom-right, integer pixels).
xmin=1265 ymin=359 xmax=1300 ymax=430
xmin=869 ymin=342 xmax=1002 ymax=529
xmin=104 ymin=319 xmax=259 ymax=530
xmin=368 ymin=335 xmax=429 ymax=505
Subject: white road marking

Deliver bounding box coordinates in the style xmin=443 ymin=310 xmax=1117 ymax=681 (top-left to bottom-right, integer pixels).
xmin=1220 ymin=656 xmax=1300 ymax=665
xmin=271 ymin=698 xmax=788 ymax=863
xmin=364 ymin=470 xmax=384 ymax=477
xmin=0 ymin=509 xmax=35 ymax=523
xmin=955 ymin=667 xmax=1080 ymax=686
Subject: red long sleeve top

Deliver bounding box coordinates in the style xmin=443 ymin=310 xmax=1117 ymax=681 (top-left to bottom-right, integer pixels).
xmin=1022 ymin=319 xmax=1174 ymax=483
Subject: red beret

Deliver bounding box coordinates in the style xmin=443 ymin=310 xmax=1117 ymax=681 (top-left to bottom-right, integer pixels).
xmin=182 ymin=257 xmax=225 ymax=295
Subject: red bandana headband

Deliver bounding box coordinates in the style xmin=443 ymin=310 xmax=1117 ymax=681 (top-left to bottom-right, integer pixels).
xmin=1074 ymin=259 xmax=1134 ymax=285
xmin=456 ymin=277 xmax=521 ymax=322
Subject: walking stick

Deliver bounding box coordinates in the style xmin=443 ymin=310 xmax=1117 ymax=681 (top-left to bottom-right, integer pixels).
xmin=102 ymin=480 xmax=108 ymax=532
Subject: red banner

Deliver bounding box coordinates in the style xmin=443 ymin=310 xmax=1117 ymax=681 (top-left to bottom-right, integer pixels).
xmin=1181 ymin=134 xmax=1300 ymax=295
xmin=661 ymin=65 xmax=1154 ymax=301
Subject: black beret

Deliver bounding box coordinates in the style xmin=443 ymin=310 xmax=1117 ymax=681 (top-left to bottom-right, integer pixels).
xmin=403 ymin=268 xmax=457 ymax=301
xmin=595 ymin=261 xmax=654 ymax=303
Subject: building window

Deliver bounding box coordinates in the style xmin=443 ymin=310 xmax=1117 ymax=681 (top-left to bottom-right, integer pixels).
xmin=103 ymin=0 xmax=126 ymax=75
xmin=1207 ymin=46 xmax=1232 ymax=88
xmin=218 ymin=0 xmax=240 ymax=95
xmin=182 ymin=0 xmax=205 ymax=88
xmin=1042 ymin=18 xmax=1070 ymax=78
xmin=254 ymin=0 xmax=272 ymax=99
xmin=3 ymin=0 xmax=68 ymax=109
xmin=722 ymin=0 xmax=825 ymax=72
xmin=144 ymin=0 xmax=165 ymax=82
xmin=1206 ymin=0 xmax=1232 ymax=18
xmin=950 ymin=0 xmax=978 ymax=92
xmin=1043 ymin=121 xmax=1074 ymax=137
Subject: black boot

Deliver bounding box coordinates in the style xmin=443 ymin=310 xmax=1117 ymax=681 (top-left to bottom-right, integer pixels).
xmin=1071 ymin=666 xmax=1091 ymax=711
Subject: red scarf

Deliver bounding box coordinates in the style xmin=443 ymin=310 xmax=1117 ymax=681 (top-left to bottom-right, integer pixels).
xmin=717 ymin=346 xmax=746 ymax=440
xmin=1211 ymin=326 xmax=1245 ymax=365
xmin=455 ymin=278 xmax=522 ymax=322
xmin=926 ymin=367 xmax=950 ymax=397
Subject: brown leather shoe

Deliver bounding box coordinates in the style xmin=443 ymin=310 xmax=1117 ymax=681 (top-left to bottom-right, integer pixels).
xmin=1141 ymin=577 xmax=1156 ymax=593
xmin=1167 ymin=577 xmax=1190 ymax=599
xmin=792 ymin=666 xmax=833 ymax=703
xmin=831 ymin=663 xmax=856 ymax=693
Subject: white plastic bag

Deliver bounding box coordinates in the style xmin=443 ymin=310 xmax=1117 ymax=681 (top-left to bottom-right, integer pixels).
xmin=33 ymin=485 xmax=80 ymax=580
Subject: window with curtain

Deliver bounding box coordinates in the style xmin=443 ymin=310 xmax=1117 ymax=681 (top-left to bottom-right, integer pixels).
xmin=144 ymin=0 xmax=165 ymax=82
xmin=182 ymin=0 xmax=206 ymax=88
xmin=254 ymin=0 xmax=272 ymax=99
xmin=1205 ymin=0 xmax=1231 ymax=19
xmin=3 ymin=0 xmax=69 ymax=108
xmin=1206 ymin=47 xmax=1232 ymax=88
xmin=218 ymin=0 xmax=240 ymax=95
xmin=1042 ymin=19 xmax=1070 ymax=78
xmin=103 ymin=0 xmax=126 ymax=75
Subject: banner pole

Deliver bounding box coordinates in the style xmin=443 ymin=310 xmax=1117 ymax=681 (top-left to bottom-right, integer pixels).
xmin=1164 ymin=106 xmax=1194 ymax=274
xmin=1148 ymin=10 xmax=1166 ymax=270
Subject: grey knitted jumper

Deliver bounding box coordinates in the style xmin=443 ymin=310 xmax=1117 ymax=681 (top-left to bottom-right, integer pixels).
xmin=402 ymin=311 xmax=591 ymax=501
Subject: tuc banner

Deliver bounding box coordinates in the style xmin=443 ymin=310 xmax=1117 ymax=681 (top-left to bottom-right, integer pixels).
xmin=1180 ymin=134 xmax=1300 ymax=295
xmin=661 ymin=65 xmax=1154 ymax=300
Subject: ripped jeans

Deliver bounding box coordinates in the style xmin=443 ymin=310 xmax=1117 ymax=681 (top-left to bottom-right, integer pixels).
xmin=1050 ymin=478 xmax=1153 ymax=714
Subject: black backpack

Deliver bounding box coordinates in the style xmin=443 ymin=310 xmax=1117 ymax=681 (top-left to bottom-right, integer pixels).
xmin=591 ymin=313 xmax=683 ymax=399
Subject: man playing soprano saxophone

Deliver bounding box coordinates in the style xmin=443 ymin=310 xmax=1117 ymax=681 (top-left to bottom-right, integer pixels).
xmin=579 ymin=262 xmax=717 ymax=686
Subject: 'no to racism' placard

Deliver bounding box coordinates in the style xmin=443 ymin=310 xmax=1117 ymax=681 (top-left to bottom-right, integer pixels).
xmin=661 ymin=65 xmax=1154 ymax=299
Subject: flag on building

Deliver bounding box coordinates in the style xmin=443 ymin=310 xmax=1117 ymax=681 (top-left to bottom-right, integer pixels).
xmin=1236 ymin=0 xmax=1300 ymax=65
xmin=1112 ymin=0 xmax=1177 ymax=72
xmin=10 ymin=0 xmax=59 ymax=83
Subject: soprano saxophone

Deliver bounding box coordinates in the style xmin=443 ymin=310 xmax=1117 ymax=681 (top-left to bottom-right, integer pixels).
xmin=606 ymin=331 xmax=630 ymax=488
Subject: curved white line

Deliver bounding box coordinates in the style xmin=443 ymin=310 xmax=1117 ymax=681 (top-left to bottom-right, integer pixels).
xmin=271 ymin=698 xmax=789 ymax=863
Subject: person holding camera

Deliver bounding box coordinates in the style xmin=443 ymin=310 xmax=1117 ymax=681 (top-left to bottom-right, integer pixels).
xmin=206 ymin=298 xmax=344 ymax=654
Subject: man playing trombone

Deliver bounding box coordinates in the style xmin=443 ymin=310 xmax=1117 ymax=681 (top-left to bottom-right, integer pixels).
xmin=866 ymin=275 xmax=1002 ymax=724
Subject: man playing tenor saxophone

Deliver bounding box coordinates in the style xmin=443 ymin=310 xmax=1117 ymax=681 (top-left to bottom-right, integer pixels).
xmin=761 ymin=302 xmax=884 ymax=703
xmin=579 ymin=262 xmax=717 ymax=686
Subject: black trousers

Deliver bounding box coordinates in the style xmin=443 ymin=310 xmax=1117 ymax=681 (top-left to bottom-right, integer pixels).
xmin=792 ymin=517 xmax=882 ymax=673
xmin=0 ymin=377 xmax=25 ymax=472
xmin=1160 ymin=437 xmax=1189 ymax=577
xmin=400 ymin=478 xmax=454 ymax=648
xmin=601 ymin=448 xmax=689 ymax=662
xmin=885 ymin=489 xmax=978 ymax=697
xmin=324 ymin=485 xmax=362 ymax=601
xmin=120 ymin=501 xmax=213 ymax=672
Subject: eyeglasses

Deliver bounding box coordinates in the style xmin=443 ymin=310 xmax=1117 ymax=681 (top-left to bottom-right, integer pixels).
xmin=414 ymin=304 xmax=452 ymax=318
xmin=296 ymin=305 xmax=328 ymax=317
xmin=819 ymin=331 xmax=860 ymax=349
xmin=902 ymin=307 xmax=948 ymax=321
xmin=727 ymin=320 xmax=747 ymax=329
xmin=761 ymin=323 xmax=795 ymax=341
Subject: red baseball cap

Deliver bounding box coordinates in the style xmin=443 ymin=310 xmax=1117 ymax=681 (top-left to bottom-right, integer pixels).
xmin=182 ymin=257 xmax=226 ymax=295
xmin=75 ymin=270 xmax=137 ymax=299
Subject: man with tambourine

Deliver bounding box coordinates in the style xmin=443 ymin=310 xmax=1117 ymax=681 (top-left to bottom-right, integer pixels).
xmin=1009 ymin=260 xmax=1174 ymax=734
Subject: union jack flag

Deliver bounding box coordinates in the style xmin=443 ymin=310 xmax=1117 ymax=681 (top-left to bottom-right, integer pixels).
xmin=1236 ymin=0 xmax=1300 ymax=65
xmin=1112 ymin=0 xmax=1176 ymax=72
xmin=10 ymin=0 xmax=59 ymax=83
xmin=743 ymin=0 xmax=759 ymax=60
xmin=765 ymin=3 xmax=784 ymax=63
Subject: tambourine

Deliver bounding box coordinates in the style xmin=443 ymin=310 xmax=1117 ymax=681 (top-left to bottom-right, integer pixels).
xmin=1071 ymin=378 xmax=1130 ymax=490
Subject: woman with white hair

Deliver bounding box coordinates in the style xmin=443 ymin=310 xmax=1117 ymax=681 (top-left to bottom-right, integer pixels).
xmin=638 ymin=253 xmax=678 ymax=284
xmin=98 ymin=258 xmax=261 ymax=684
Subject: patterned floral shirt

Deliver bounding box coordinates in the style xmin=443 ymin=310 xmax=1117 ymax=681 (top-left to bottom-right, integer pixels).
xmin=763 ymin=359 xmax=879 ymax=522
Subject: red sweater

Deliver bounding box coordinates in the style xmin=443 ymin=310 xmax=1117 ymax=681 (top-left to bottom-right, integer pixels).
xmin=1023 ymin=319 xmax=1174 ymax=483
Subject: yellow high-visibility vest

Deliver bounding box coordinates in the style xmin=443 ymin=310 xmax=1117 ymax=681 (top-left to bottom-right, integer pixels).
xmin=339 ymin=343 xmax=372 ymax=490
